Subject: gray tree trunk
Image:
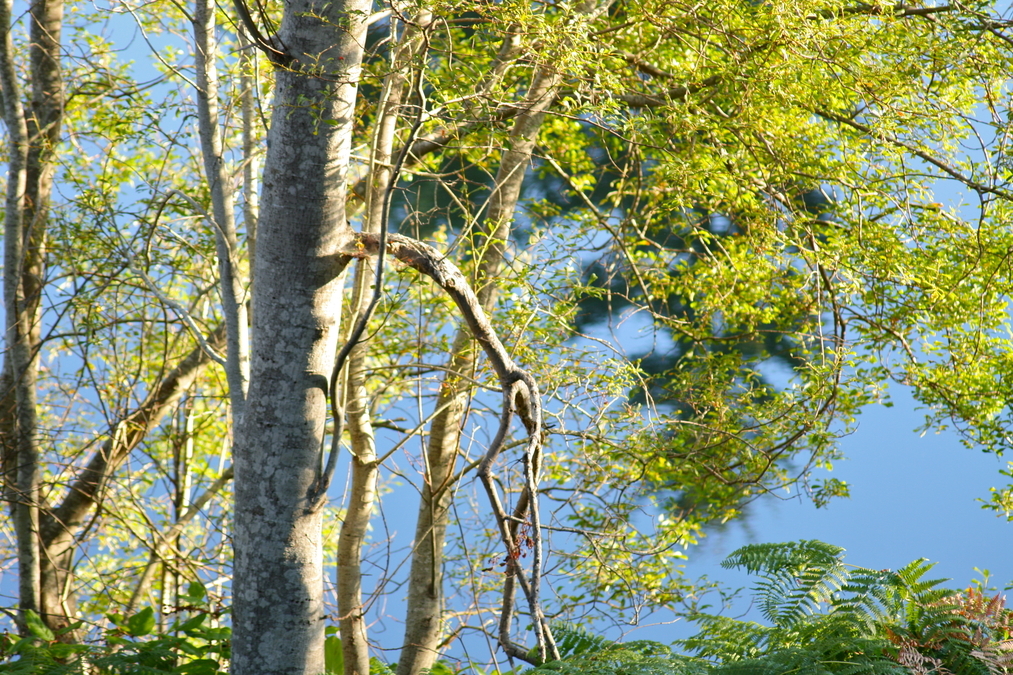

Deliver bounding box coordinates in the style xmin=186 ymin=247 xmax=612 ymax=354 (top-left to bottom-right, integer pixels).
xmin=193 ymin=0 xmax=250 ymax=413
xmin=230 ymin=0 xmax=370 ymax=672
xmin=0 ymin=0 xmax=39 ymax=617
xmin=0 ymin=0 xmax=64 ymax=632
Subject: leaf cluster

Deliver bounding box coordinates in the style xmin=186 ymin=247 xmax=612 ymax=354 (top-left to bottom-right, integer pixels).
xmin=0 ymin=605 xmax=230 ymax=675
xmin=527 ymin=542 xmax=1013 ymax=675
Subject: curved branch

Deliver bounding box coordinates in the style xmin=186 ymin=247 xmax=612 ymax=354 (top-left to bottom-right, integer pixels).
xmin=343 ymin=232 xmax=557 ymax=662
xmin=815 ymin=108 xmax=1013 ymax=202
xmin=231 ymin=0 xmax=290 ymax=65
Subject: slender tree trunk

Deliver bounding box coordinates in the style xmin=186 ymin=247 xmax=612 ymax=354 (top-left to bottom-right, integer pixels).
xmin=0 ymin=0 xmax=64 ymax=631
xmin=193 ymin=0 xmax=249 ymax=413
xmin=337 ymin=10 xmax=432 ymax=674
xmin=126 ymin=463 xmax=234 ymax=613
xmin=27 ymin=0 xmax=65 ymax=633
xmin=336 ymin=327 xmax=378 ymax=675
xmin=231 ymin=0 xmax=370 ymax=672
xmin=239 ymin=28 xmax=258 ymax=285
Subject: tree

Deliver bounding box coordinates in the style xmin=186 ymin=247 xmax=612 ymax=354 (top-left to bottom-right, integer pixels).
xmin=5 ymin=0 xmax=1013 ymax=674
xmin=1 ymin=0 xmax=64 ymax=634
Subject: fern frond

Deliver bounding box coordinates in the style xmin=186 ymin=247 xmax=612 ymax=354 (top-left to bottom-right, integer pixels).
xmin=834 ymin=567 xmax=901 ymax=631
xmin=893 ymin=559 xmax=952 ymax=607
xmin=721 ymin=541 xmax=845 ymax=576
xmin=527 ymin=642 xmax=707 ymax=675
xmin=723 ymin=541 xmax=848 ymax=628
xmin=551 ymin=622 xmax=614 ymax=659
xmin=678 ymin=614 xmax=768 ymax=661
xmin=709 ymin=637 xmax=907 ymax=675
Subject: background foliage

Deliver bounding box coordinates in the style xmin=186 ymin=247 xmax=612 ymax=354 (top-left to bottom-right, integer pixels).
xmin=4 ymin=0 xmax=1013 ymax=670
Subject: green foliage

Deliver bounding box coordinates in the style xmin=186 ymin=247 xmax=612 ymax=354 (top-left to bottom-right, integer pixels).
xmin=530 ymin=542 xmax=1013 ymax=675
xmin=683 ymin=542 xmax=1012 ymax=675
xmin=5 ymin=545 xmax=1011 ymax=675
xmin=0 ymin=609 xmax=230 ymax=675
xmin=10 ymin=0 xmax=1013 ymax=668
xmin=324 ymin=625 xmax=343 ymax=675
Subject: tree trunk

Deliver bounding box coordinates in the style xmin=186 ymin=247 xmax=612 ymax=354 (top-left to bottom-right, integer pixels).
xmin=231 ymin=0 xmax=370 ymax=672
xmin=193 ymin=0 xmax=249 ymax=412
xmin=337 ymin=10 xmax=431 ymax=674
xmin=0 ymin=0 xmax=64 ymax=632
xmin=27 ymin=0 xmax=65 ymax=623
xmin=336 ymin=331 xmax=378 ymax=675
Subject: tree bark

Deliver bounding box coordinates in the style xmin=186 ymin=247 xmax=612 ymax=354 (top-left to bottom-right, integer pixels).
xmin=239 ymin=28 xmax=258 ymax=286
xmin=0 ymin=0 xmax=40 ymax=619
xmin=0 ymin=0 xmax=64 ymax=632
xmin=193 ymin=0 xmax=250 ymax=413
xmin=230 ymin=0 xmax=370 ymax=672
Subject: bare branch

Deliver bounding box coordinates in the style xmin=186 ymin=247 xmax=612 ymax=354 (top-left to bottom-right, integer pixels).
xmin=345 ymin=232 xmax=557 ymax=663
xmin=41 ymin=325 xmax=227 ymax=547
xmin=126 ymin=465 xmax=235 ymax=614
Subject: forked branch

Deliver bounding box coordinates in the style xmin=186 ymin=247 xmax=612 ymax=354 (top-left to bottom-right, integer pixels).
xmin=341 ymin=232 xmax=558 ymax=663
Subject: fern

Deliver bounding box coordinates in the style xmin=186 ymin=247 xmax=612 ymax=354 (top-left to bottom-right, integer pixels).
xmin=526 ymin=641 xmax=707 ymax=675
xmin=721 ymin=541 xmax=850 ymax=628
xmin=1 ymin=609 xmax=229 ymax=675
xmin=552 ymin=623 xmax=614 ymax=659
xmin=528 ymin=625 xmax=706 ymax=675
xmin=681 ymin=541 xmax=1012 ymax=675
xmin=679 ymin=615 xmax=768 ymax=661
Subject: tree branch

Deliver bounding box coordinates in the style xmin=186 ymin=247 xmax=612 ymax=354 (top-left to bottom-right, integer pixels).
xmin=344 ymin=232 xmax=557 ymax=663
xmin=125 ymin=464 xmax=235 ymax=614
xmin=815 ymin=108 xmax=1013 ymax=202
xmin=41 ymin=325 xmax=227 ymax=547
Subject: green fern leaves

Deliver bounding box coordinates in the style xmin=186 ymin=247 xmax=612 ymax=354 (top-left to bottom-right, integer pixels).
xmin=533 ymin=541 xmax=1012 ymax=675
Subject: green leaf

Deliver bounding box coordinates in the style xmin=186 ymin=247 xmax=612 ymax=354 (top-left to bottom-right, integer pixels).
xmin=174 ymin=658 xmax=222 ymax=675
xmin=125 ymin=607 xmax=156 ymax=637
xmin=324 ymin=633 xmax=344 ymax=675
xmin=48 ymin=641 xmax=89 ymax=659
xmin=23 ymin=610 xmax=54 ymax=642
xmin=184 ymin=581 xmax=207 ymax=604
xmin=177 ymin=613 xmax=208 ymax=633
